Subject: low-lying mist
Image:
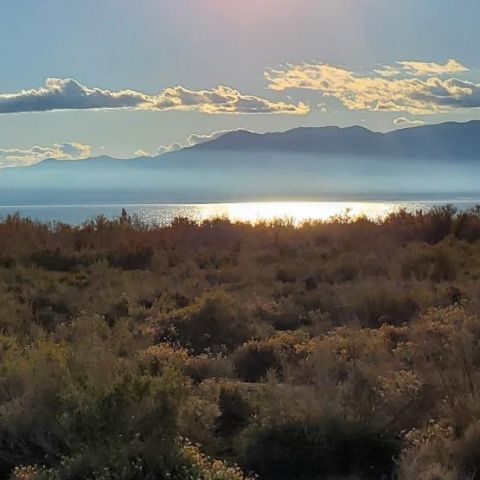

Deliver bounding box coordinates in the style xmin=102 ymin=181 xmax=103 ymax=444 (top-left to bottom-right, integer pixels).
xmin=0 ymin=152 xmax=478 ymax=205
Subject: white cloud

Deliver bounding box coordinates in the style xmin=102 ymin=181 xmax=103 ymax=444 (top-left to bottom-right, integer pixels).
xmin=0 ymin=78 xmax=309 ymax=115
xmin=393 ymin=117 xmax=425 ymax=127
xmin=157 ymin=142 xmax=183 ymax=155
xmin=265 ymin=60 xmax=480 ymax=115
xmin=156 ymin=129 xmax=248 ymax=156
xmin=397 ymin=59 xmax=468 ymax=76
xmin=185 ymin=129 xmax=241 ymax=147
xmin=374 ymin=60 xmax=467 ymax=78
xmin=134 ymin=149 xmax=150 ymax=158
xmin=374 ymin=65 xmax=402 ymax=77
xmin=0 ymin=142 xmax=92 ymax=167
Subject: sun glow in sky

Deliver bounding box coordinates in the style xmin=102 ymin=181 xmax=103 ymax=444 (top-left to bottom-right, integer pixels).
xmin=207 ymin=0 xmax=297 ymax=23
xmin=0 ymin=0 xmax=479 ymax=163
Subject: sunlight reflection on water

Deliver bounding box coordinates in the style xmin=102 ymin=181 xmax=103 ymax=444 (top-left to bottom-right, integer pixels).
xmin=0 ymin=201 xmax=479 ymax=226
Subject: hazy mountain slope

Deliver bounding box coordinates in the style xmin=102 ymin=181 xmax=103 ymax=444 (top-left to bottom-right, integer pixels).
xmin=0 ymin=121 xmax=479 ymax=205
xmin=191 ymin=121 xmax=480 ymax=159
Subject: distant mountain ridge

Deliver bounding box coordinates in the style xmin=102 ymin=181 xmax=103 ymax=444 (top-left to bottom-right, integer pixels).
xmin=23 ymin=120 xmax=480 ymax=170
xmin=188 ymin=121 xmax=480 ymax=159
xmin=2 ymin=121 xmax=480 ymax=205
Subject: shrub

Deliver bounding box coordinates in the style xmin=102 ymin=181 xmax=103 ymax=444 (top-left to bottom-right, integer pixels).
xmin=185 ymin=355 xmax=234 ymax=383
xmin=276 ymin=267 xmax=298 ymax=284
xmin=233 ymin=341 xmax=281 ymax=382
xmin=240 ymin=418 xmax=399 ymax=480
xmin=0 ymin=317 xmax=185 ymax=479
xmin=31 ymin=295 xmax=74 ymax=330
xmin=30 ymin=249 xmax=88 ymax=272
xmin=159 ymin=292 xmax=256 ymax=354
xmin=104 ymin=298 xmax=130 ymax=326
xmin=177 ymin=440 xmax=254 ymax=480
xmin=454 ymin=209 xmax=480 ymax=242
xmin=422 ymin=205 xmax=457 ymax=244
xmin=401 ymin=247 xmax=457 ymax=282
xmin=107 ymin=247 xmax=153 ymax=270
xmin=215 ymin=388 xmax=253 ymax=438
xmin=0 ymin=257 xmax=15 ymax=269
xmin=355 ymin=291 xmax=418 ymax=327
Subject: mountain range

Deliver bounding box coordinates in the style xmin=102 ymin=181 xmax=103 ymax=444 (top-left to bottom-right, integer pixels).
xmin=1 ymin=121 xmax=480 ymax=205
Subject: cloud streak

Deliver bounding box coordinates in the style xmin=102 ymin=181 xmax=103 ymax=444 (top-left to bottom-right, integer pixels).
xmin=393 ymin=117 xmax=425 ymax=127
xmin=0 ymin=142 xmax=92 ymax=167
xmin=265 ymin=60 xmax=478 ymax=115
xmin=0 ymin=78 xmax=308 ymax=115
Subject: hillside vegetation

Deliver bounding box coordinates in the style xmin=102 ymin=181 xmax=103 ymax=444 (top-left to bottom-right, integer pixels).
xmin=2 ymin=206 xmax=480 ymax=479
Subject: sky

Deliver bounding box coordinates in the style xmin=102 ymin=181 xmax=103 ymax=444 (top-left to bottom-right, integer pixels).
xmin=1 ymin=0 xmax=480 ymax=165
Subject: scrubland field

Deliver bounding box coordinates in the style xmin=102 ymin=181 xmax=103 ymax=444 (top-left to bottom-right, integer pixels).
xmin=3 ymin=206 xmax=480 ymax=479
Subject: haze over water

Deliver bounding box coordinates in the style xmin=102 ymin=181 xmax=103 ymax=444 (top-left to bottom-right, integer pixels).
xmin=0 ymin=201 xmax=478 ymax=226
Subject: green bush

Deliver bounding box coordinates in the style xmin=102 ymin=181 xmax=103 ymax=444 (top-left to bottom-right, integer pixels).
xmin=233 ymin=341 xmax=281 ymax=382
xmin=241 ymin=418 xmax=399 ymax=480
xmin=159 ymin=292 xmax=257 ymax=354
xmin=31 ymin=249 xmax=90 ymax=272
xmin=216 ymin=388 xmax=253 ymax=438
xmin=355 ymin=290 xmax=418 ymax=327
xmin=108 ymin=247 xmax=154 ymax=270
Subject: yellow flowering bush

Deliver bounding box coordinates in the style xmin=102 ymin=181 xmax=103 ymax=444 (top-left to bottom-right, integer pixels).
xmin=10 ymin=466 xmax=40 ymax=480
xmin=179 ymin=440 xmax=254 ymax=480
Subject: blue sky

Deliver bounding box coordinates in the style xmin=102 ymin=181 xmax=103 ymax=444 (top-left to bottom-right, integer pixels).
xmin=1 ymin=0 xmax=480 ymax=164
